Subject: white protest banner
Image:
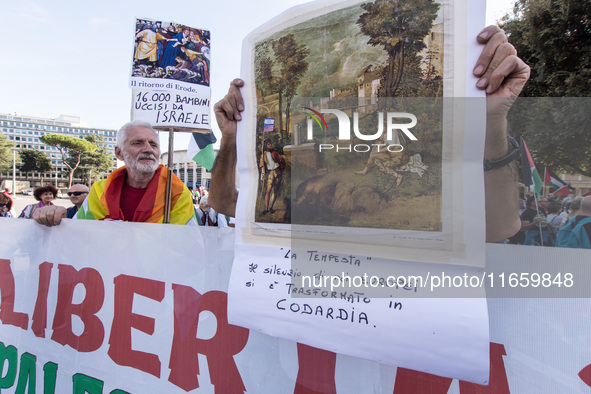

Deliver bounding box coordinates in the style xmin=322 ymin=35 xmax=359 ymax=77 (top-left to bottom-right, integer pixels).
xmin=129 ymin=18 xmax=211 ymax=131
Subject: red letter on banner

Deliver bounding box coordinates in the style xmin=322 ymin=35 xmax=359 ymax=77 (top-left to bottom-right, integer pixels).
xmin=51 ymin=264 xmax=105 ymax=352
xmin=108 ymin=275 xmax=164 ymax=378
xmin=0 ymin=259 xmax=28 ymax=330
xmin=294 ymin=344 xmax=337 ymax=394
xmin=459 ymin=343 xmax=510 ymax=394
xmin=32 ymin=262 xmax=53 ymax=337
xmin=393 ymin=368 xmax=453 ymax=393
xmin=580 ymin=364 xmax=591 ymax=387
xmin=168 ymin=287 xmax=249 ymax=392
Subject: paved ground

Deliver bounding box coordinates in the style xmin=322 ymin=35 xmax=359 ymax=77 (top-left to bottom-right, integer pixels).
xmin=9 ymin=194 xmax=72 ymax=217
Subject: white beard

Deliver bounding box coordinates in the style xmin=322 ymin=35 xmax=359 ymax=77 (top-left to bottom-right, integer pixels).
xmin=123 ymin=151 xmax=159 ymax=174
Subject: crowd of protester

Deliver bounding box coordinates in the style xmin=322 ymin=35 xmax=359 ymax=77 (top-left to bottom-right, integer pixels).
xmin=2 ymin=181 xmax=588 ymax=249
xmin=3 ymin=181 xmax=234 ymax=228
xmin=507 ymin=193 xmax=591 ymax=249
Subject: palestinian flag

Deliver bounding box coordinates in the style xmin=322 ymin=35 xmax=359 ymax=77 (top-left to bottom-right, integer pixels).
xmin=544 ymin=168 xmax=571 ymax=196
xmin=187 ymin=132 xmax=217 ymax=171
xmin=520 ymin=137 xmax=543 ymax=197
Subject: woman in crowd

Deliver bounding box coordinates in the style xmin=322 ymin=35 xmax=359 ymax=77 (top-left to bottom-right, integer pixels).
xmin=18 ymin=185 xmax=58 ymax=219
xmin=0 ymin=191 xmax=13 ymax=217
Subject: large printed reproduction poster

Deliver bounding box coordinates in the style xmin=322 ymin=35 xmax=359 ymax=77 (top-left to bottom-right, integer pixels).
xmin=228 ymin=0 xmax=492 ymax=385
xmin=234 ymin=0 xmax=486 ymax=266
xmin=129 ymin=18 xmax=212 ymax=131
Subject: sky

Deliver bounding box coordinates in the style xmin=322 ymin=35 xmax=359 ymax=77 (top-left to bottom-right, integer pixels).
xmin=0 ymin=0 xmax=517 ymax=151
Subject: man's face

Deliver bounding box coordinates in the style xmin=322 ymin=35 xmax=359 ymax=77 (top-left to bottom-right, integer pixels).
xmin=199 ymin=201 xmax=210 ymax=212
xmin=68 ymin=185 xmax=89 ymax=207
xmin=116 ymin=126 xmax=160 ymax=175
xmin=539 ymin=198 xmax=549 ymax=209
xmin=266 ymin=141 xmax=272 ymax=150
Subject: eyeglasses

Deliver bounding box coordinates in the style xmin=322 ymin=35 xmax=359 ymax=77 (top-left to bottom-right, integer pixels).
xmin=68 ymin=191 xmax=88 ymax=197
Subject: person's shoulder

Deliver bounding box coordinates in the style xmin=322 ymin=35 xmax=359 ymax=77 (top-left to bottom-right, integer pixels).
xmin=520 ymin=208 xmax=534 ymax=220
xmin=89 ymin=178 xmax=108 ymax=193
xmin=66 ymin=205 xmax=78 ymax=219
xmin=574 ymin=215 xmax=591 ymax=224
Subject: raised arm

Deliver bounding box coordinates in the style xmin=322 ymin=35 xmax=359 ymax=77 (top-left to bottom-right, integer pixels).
xmin=209 ymin=78 xmax=244 ymax=217
xmin=473 ymin=26 xmax=531 ymax=242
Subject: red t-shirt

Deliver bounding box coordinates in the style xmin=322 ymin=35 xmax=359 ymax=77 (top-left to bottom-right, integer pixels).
xmin=120 ymin=183 xmax=147 ymax=221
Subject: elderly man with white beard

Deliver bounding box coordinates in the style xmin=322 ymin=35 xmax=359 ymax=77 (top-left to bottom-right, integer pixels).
xmin=33 ymin=120 xmax=196 ymax=226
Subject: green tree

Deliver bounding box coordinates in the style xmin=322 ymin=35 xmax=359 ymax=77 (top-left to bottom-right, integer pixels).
xmin=67 ymin=134 xmax=114 ymax=185
xmin=39 ymin=134 xmax=97 ymax=188
xmin=357 ymin=0 xmax=440 ymax=97
xmin=255 ymin=35 xmax=310 ymax=143
xmin=272 ymin=34 xmax=310 ymax=141
xmin=508 ymin=98 xmax=591 ymax=177
xmin=0 ymin=132 xmax=14 ymax=173
xmin=500 ymin=0 xmax=591 ymax=176
xmin=500 ymin=0 xmax=591 ymax=97
xmin=255 ymin=44 xmax=278 ymax=98
xmin=18 ymin=149 xmax=53 ymax=181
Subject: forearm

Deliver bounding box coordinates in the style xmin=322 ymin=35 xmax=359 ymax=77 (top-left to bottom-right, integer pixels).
xmin=520 ymin=220 xmax=538 ymax=231
xmin=484 ymin=114 xmax=521 ymax=242
xmin=209 ymin=136 xmax=238 ymax=217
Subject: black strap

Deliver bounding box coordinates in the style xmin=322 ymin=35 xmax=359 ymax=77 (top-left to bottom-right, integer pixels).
xmin=483 ymin=135 xmax=520 ymax=171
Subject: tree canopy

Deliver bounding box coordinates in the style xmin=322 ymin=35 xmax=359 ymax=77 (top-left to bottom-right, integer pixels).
xmin=18 ymin=148 xmax=53 ymax=180
xmin=272 ymin=34 xmax=310 ymax=140
xmin=39 ymin=134 xmax=97 ymax=188
xmin=67 ymin=134 xmax=114 ymax=185
xmin=0 ymin=132 xmax=14 ymax=173
xmin=500 ymin=0 xmax=591 ymax=97
xmin=254 ymin=34 xmax=309 ymax=143
xmin=500 ymin=0 xmax=591 ymax=177
xmin=357 ymin=0 xmax=440 ymax=97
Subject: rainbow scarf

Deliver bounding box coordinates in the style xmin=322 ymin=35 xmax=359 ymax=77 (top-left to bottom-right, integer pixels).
xmin=77 ymin=165 xmax=196 ymax=225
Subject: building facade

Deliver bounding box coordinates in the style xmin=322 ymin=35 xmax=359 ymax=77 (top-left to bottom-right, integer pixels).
xmin=0 ymin=113 xmax=117 ymax=189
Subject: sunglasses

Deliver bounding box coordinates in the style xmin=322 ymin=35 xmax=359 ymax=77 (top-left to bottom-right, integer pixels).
xmin=68 ymin=191 xmax=88 ymax=197
xmin=0 ymin=204 xmax=6 ymax=207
